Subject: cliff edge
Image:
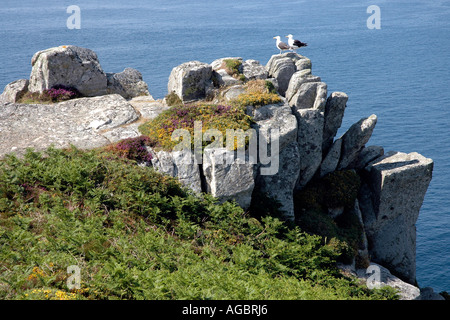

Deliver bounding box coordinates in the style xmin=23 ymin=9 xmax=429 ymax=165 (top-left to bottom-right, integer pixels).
xmin=0 ymin=46 xmax=442 ymax=299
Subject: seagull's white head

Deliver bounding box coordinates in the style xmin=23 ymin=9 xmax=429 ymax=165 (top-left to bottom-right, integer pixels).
xmin=273 ymin=36 xmax=281 ymax=40
xmin=286 ymin=34 xmax=293 ymax=38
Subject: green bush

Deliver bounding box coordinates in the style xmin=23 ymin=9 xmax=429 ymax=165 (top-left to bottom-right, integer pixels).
xmin=222 ymin=59 xmax=242 ymax=78
xmin=0 ymin=147 xmax=397 ymax=300
xmin=165 ymin=91 xmax=183 ymax=107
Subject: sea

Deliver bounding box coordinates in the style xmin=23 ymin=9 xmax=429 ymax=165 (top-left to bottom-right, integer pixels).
xmin=0 ymin=0 xmax=449 ymax=293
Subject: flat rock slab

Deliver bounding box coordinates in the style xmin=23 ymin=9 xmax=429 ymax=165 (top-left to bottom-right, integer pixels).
xmin=0 ymin=94 xmax=139 ymax=158
xmin=128 ymin=97 xmax=169 ymax=120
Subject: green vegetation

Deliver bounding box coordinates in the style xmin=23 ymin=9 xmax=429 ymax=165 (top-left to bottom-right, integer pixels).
xmin=18 ymin=86 xmax=81 ymax=104
xmin=221 ymin=59 xmax=242 ymax=78
xmin=0 ymin=147 xmax=398 ymax=300
xmin=138 ymin=103 xmax=253 ymax=151
xmin=164 ymin=91 xmax=183 ymax=107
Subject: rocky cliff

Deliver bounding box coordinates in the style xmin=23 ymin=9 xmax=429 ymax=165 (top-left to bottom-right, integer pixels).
xmin=0 ymin=45 xmax=442 ymax=299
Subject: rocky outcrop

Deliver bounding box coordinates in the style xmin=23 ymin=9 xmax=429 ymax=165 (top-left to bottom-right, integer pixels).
xmin=289 ymin=81 xmax=328 ymax=111
xmin=296 ymin=109 xmax=324 ymax=188
xmin=252 ymin=104 xmax=299 ymax=220
xmin=266 ymin=52 xmax=311 ymax=96
xmin=241 ymin=59 xmax=268 ymax=81
xmin=6 ymin=45 xmax=152 ymax=101
xmin=29 ymin=46 xmax=108 ymax=97
xmin=0 ymin=94 xmax=140 ymax=156
xmin=167 ymin=61 xmax=213 ymax=102
xmin=0 ymin=48 xmax=437 ymax=297
xmin=285 ymin=69 xmax=320 ymax=104
xmin=106 ymin=68 xmax=150 ymax=99
xmin=151 ymin=150 xmax=202 ymax=194
xmin=338 ymin=114 xmax=378 ymax=170
xmin=203 ymin=148 xmax=256 ymax=209
xmin=322 ymin=92 xmax=348 ymax=152
xmin=319 ymin=138 xmax=342 ymax=177
xmin=0 ymin=79 xmax=29 ymax=103
xmin=358 ymin=151 xmax=433 ymax=284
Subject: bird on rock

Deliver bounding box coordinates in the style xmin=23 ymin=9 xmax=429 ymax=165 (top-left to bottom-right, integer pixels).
xmin=273 ymin=36 xmax=290 ymax=54
xmin=286 ymin=34 xmax=308 ymax=52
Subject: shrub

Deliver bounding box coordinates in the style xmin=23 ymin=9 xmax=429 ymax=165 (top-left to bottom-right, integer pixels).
xmin=104 ymin=136 xmax=157 ymax=163
xmin=138 ymin=103 xmax=253 ymax=151
xmin=165 ymin=91 xmax=183 ymax=107
xmin=264 ymin=80 xmax=277 ymax=94
xmin=44 ymin=85 xmax=81 ymax=102
xmin=221 ymin=59 xmax=242 ymax=78
xmin=0 ymin=147 xmax=397 ymax=300
xmin=19 ymin=85 xmax=80 ymax=104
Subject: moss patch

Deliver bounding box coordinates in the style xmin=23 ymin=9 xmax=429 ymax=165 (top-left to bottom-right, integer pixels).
xmin=221 ymin=59 xmax=242 ymax=78
xmin=165 ymin=91 xmax=183 ymax=107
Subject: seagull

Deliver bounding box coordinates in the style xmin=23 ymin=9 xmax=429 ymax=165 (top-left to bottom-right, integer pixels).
xmin=286 ymin=34 xmax=308 ymax=52
xmin=273 ymin=36 xmax=290 ymax=54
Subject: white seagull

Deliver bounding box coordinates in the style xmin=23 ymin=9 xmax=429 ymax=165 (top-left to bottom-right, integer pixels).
xmin=286 ymin=34 xmax=308 ymax=52
xmin=273 ymin=36 xmax=290 ymax=54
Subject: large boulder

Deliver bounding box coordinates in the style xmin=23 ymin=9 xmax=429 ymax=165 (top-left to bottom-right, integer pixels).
xmin=322 ymin=92 xmax=348 ymax=152
xmin=255 ymin=141 xmax=300 ymax=221
xmin=0 ymin=79 xmax=29 ymax=103
xmin=289 ymin=81 xmax=328 ymax=111
xmin=202 ymin=148 xmax=256 ymax=209
xmin=285 ymin=69 xmax=320 ymax=103
xmin=210 ymin=57 xmax=243 ymax=71
xmin=28 ymin=46 xmax=108 ymax=97
xmin=338 ymin=114 xmax=378 ymax=170
xmin=151 ymin=150 xmax=202 ymax=194
xmin=0 ymin=94 xmax=139 ymax=158
xmin=295 ymin=109 xmax=324 ymax=188
xmin=241 ymin=59 xmax=268 ymax=81
xmin=106 ymin=68 xmax=150 ymax=99
xmin=252 ymin=104 xmax=300 ymax=220
xmin=168 ymin=61 xmax=213 ymax=102
xmin=358 ymin=151 xmax=434 ymax=284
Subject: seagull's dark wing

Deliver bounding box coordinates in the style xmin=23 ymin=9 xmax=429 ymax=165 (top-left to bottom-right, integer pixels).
xmin=278 ymin=41 xmax=290 ymax=50
xmin=293 ymin=39 xmax=307 ymax=47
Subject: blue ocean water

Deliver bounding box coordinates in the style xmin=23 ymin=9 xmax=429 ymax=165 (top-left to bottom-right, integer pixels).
xmin=0 ymin=0 xmax=449 ymax=293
